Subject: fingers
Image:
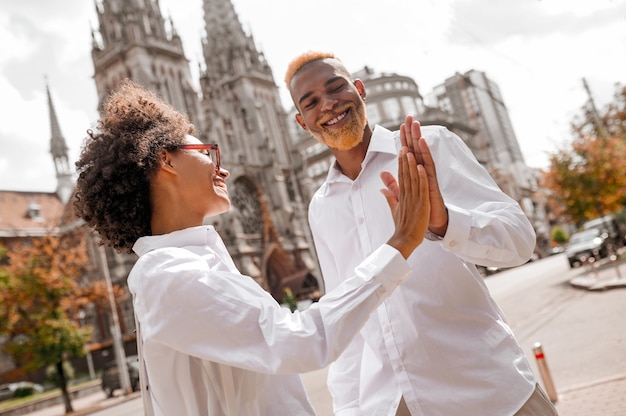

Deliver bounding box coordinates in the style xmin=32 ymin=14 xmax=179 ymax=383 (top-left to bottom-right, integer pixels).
xmin=400 ymin=123 xmax=408 ymax=149
xmin=380 ymin=170 xmax=400 ymax=200
xmin=417 ymin=137 xmax=436 ymax=177
xmin=385 ymin=147 xmax=431 ymax=258
xmin=410 ymin=122 xmax=424 ymax=165
xmin=380 ymin=171 xmax=399 ymax=197
xmin=398 ymin=148 xmax=419 ymax=206
xmin=417 ymin=164 xmax=428 ymax=202
xmin=380 ymin=188 xmax=398 ymax=211
xmin=398 ymin=148 xmax=419 ymax=195
xmin=400 ymin=115 xmax=424 ymax=166
xmin=400 ymin=115 xmax=411 ymax=149
xmin=380 ymin=170 xmax=400 ymax=210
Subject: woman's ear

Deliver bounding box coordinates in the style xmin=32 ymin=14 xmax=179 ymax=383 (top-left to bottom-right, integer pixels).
xmin=160 ymin=149 xmax=176 ymax=173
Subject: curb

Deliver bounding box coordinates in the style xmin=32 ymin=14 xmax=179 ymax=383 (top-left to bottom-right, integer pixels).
xmin=68 ymin=392 xmax=141 ymax=416
xmin=568 ymin=258 xmax=626 ymax=291
xmin=558 ymin=375 xmax=626 ymax=394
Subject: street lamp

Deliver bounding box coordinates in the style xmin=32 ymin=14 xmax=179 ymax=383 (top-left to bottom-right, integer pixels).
xmin=77 ymin=309 xmax=95 ymax=380
xmin=98 ymin=245 xmax=132 ymax=395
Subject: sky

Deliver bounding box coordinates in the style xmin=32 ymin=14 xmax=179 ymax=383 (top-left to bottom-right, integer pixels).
xmin=0 ymin=0 xmax=624 ymax=193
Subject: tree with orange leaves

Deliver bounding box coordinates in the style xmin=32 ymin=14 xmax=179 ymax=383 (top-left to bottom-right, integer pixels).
xmin=542 ymin=83 xmax=626 ymax=225
xmin=0 ymin=231 xmax=108 ymax=413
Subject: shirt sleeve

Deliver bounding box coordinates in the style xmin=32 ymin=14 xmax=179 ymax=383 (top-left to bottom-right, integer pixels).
xmin=424 ymin=126 xmax=536 ymax=267
xmin=132 ymin=243 xmax=410 ymax=375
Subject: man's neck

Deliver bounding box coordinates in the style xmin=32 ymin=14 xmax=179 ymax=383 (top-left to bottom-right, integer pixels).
xmin=331 ymin=125 xmax=373 ymax=180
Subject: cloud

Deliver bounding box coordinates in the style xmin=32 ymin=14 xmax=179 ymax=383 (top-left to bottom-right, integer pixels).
xmin=448 ymin=0 xmax=626 ymax=45
xmin=0 ymin=130 xmax=57 ymax=192
xmin=0 ymin=0 xmax=97 ymax=109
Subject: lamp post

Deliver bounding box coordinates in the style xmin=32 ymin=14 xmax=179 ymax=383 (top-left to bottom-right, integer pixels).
xmin=77 ymin=309 xmax=96 ymax=380
xmin=98 ymin=245 xmax=132 ymax=394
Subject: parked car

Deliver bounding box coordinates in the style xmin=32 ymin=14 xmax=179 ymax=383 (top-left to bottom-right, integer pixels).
xmin=582 ymin=215 xmax=626 ymax=247
xmin=565 ymin=228 xmax=615 ymax=268
xmin=0 ymin=384 xmax=13 ymax=402
xmin=101 ymin=355 xmax=140 ymax=398
xmin=0 ymin=382 xmax=44 ymax=402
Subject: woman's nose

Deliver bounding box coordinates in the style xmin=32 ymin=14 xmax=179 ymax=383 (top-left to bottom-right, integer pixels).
xmin=217 ymin=167 xmax=230 ymax=179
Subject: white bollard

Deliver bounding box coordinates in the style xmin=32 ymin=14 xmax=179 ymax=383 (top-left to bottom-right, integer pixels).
xmin=533 ymin=342 xmax=558 ymax=403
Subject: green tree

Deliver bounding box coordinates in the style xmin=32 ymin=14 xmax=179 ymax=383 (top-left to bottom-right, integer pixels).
xmin=543 ymin=83 xmax=626 ymax=225
xmin=0 ymin=232 xmax=104 ymax=413
xmin=551 ymin=226 xmax=569 ymax=245
xmin=282 ymin=287 xmax=298 ymax=312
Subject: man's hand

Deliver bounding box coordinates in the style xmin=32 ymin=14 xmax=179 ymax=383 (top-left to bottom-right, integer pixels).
xmin=381 ymin=148 xmax=430 ymax=259
xmin=400 ymin=115 xmax=448 ymax=238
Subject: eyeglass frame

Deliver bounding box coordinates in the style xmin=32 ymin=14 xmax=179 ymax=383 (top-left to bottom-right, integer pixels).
xmin=175 ymin=143 xmax=221 ymax=171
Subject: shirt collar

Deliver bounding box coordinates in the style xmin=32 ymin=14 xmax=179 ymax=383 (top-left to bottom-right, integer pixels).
xmin=132 ymin=225 xmax=217 ymax=256
xmin=323 ymin=125 xmax=397 ymax=189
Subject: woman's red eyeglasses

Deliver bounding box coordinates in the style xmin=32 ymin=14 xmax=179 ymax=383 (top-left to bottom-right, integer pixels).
xmin=176 ymin=144 xmax=220 ymax=171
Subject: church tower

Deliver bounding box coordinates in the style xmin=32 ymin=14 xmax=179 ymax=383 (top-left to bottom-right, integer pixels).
xmin=200 ymin=0 xmax=321 ymax=299
xmin=46 ymin=82 xmax=73 ymax=204
xmin=90 ymin=0 xmax=202 ymax=128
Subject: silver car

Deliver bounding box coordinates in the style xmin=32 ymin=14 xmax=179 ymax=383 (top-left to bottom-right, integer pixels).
xmin=565 ymin=228 xmax=612 ymax=268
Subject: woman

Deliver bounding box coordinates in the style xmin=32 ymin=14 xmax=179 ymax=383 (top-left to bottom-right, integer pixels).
xmin=74 ymin=80 xmax=429 ymax=415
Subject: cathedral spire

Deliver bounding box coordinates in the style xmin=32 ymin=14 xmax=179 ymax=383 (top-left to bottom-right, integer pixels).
xmin=46 ymin=79 xmax=73 ymax=203
xmin=201 ymin=0 xmax=272 ymax=85
xmin=91 ymin=0 xmax=201 ymax=128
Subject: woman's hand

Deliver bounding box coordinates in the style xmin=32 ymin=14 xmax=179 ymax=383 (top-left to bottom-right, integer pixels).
xmin=381 ymin=148 xmax=430 ymax=259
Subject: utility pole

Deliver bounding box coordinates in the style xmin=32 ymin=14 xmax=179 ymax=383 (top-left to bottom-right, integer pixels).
xmin=582 ymin=77 xmax=609 ymax=140
xmin=99 ymin=245 xmax=132 ymax=395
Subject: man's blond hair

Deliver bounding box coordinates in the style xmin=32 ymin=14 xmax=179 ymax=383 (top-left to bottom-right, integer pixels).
xmin=284 ymin=51 xmax=339 ymax=89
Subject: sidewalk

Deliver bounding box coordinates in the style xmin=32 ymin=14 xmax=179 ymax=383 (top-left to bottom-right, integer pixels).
xmin=14 ymin=373 xmax=626 ymax=416
xmin=1 ymin=389 xmax=140 ymax=416
xmin=568 ymin=260 xmax=626 ymax=291
xmin=554 ymin=375 xmax=626 ymax=416
xmin=568 ymin=249 xmax=626 ymax=291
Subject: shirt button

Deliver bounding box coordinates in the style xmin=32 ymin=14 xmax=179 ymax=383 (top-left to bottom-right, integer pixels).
xmin=384 ymin=326 xmax=391 ymax=334
xmin=395 ymin=365 xmax=403 ymax=372
xmin=358 ymin=217 xmax=365 ymax=224
xmin=449 ymin=240 xmax=456 ymax=247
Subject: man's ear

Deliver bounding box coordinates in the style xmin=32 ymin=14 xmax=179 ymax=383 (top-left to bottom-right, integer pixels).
xmin=354 ymin=79 xmax=366 ymax=99
xmin=295 ymin=113 xmax=308 ymax=131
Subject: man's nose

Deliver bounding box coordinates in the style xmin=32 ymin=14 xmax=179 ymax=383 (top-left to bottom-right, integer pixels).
xmin=320 ymin=95 xmax=338 ymax=112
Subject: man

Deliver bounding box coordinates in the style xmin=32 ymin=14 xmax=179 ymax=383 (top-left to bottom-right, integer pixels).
xmin=73 ymin=80 xmax=431 ymax=415
xmin=285 ymin=52 xmax=558 ymax=415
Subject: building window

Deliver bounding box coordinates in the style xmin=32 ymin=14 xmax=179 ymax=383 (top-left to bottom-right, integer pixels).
xmin=366 ymin=103 xmax=381 ymax=126
xmin=400 ymin=97 xmax=418 ymax=117
xmin=26 ymin=202 xmax=43 ymax=222
xmin=382 ymin=98 xmax=402 ymax=123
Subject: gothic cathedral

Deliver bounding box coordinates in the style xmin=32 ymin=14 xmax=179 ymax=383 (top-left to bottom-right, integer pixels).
xmin=90 ymin=0 xmax=320 ymax=302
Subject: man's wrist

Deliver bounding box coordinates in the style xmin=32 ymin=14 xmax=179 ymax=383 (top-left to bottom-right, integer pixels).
xmin=425 ymin=230 xmax=444 ymax=241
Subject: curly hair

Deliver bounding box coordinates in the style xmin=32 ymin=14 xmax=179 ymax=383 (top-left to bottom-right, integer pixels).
xmin=74 ymin=80 xmax=194 ymax=252
xmin=284 ymin=51 xmax=338 ymax=89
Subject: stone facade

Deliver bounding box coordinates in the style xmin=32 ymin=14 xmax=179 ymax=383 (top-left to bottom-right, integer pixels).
xmin=85 ymin=0 xmax=322 ymax=350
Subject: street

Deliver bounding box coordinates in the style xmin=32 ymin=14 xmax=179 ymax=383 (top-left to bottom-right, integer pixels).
xmin=85 ymin=253 xmax=626 ymax=415
xmin=485 ymin=253 xmax=626 ymax=391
